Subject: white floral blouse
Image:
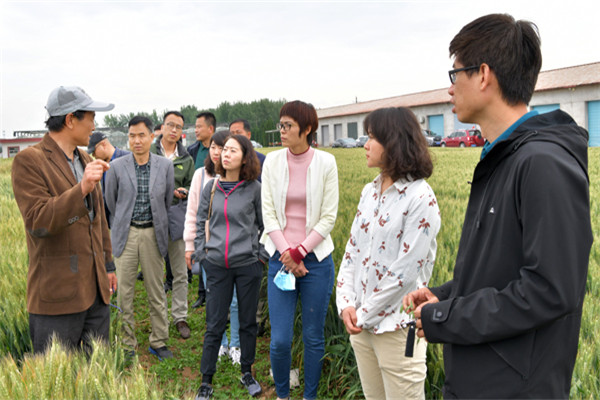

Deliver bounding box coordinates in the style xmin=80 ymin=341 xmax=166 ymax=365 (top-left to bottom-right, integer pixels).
xmin=336 ymin=175 xmax=441 ymax=334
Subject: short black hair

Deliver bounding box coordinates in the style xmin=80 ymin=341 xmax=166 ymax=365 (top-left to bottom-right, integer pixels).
xmin=45 ymin=110 xmax=86 ymax=132
xmin=196 ymin=112 xmax=216 ymax=129
xmin=154 ymin=123 xmax=163 ymax=131
xmin=280 ymin=100 xmax=319 ymax=145
xmin=129 ymin=115 xmax=154 ymax=132
xmin=229 ymin=119 xmax=251 ymax=132
xmin=163 ymin=111 xmax=185 ymax=123
xmin=449 ymin=13 xmax=542 ymax=105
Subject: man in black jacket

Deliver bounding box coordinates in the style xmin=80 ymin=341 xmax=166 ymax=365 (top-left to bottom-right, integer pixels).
xmin=404 ymin=13 xmax=592 ymax=399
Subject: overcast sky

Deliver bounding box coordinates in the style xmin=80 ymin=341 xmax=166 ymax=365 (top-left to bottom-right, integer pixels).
xmin=1 ymin=0 xmax=598 ymax=136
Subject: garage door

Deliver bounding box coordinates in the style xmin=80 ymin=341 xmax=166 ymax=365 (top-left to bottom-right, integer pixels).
xmin=532 ymin=104 xmax=560 ymax=114
xmin=321 ymin=125 xmax=330 ymax=147
xmin=589 ymin=101 xmax=600 ymax=147
xmin=334 ymin=124 xmax=342 ymax=140
xmin=428 ymin=115 xmax=444 ymax=136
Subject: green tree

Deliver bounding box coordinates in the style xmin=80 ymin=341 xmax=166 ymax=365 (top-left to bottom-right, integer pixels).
xmin=104 ymin=100 xmax=286 ymax=146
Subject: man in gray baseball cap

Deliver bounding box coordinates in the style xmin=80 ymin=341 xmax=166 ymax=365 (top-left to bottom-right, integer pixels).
xmin=46 ymin=86 xmax=114 ymax=116
xmin=11 ymin=85 xmax=117 ymax=355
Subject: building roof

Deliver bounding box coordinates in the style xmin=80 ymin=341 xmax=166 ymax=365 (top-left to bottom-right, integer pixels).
xmin=535 ymin=62 xmax=600 ymax=91
xmin=317 ymin=62 xmax=600 ymax=119
xmin=0 ymin=137 xmax=43 ymax=144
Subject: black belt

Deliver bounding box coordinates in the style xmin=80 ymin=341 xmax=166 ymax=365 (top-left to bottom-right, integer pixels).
xmin=131 ymin=220 xmax=153 ymax=228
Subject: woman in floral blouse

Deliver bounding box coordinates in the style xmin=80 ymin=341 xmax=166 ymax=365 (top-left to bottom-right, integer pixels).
xmin=336 ymin=107 xmax=441 ymax=399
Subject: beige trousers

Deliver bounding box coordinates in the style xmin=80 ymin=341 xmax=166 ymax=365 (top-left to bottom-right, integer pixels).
xmin=350 ymin=328 xmax=427 ymax=400
xmin=115 ymin=226 xmax=168 ymax=349
xmin=168 ymin=237 xmax=188 ymax=324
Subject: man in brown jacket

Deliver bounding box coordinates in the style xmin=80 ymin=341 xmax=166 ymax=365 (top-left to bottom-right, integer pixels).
xmin=12 ymin=86 xmax=118 ymax=354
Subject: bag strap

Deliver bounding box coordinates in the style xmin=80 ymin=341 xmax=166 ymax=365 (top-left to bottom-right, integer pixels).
xmin=207 ymin=178 xmax=219 ymax=220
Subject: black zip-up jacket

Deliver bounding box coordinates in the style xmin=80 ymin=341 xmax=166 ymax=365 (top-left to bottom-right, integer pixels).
xmin=422 ymin=110 xmax=593 ymax=399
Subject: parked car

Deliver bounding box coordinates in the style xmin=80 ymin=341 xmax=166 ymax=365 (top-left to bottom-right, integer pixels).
xmin=251 ymin=140 xmax=263 ymax=148
xmin=441 ymin=129 xmax=484 ymax=147
xmin=356 ymin=135 xmax=368 ymax=147
xmin=422 ymin=130 xmax=442 ymax=147
xmin=332 ymin=138 xmax=358 ymax=148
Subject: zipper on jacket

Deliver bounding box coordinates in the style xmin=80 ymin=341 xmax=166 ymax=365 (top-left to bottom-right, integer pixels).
xmin=218 ymin=181 xmax=245 ymax=268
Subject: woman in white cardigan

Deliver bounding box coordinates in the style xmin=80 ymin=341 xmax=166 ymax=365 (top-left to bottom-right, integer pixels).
xmin=261 ymin=100 xmax=339 ymax=400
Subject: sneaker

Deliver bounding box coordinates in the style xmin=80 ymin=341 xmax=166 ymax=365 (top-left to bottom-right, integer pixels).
xmin=149 ymin=346 xmax=173 ymax=361
xmin=194 ymin=383 xmax=213 ymax=400
xmin=240 ymin=372 xmax=262 ymax=397
xmin=176 ymin=321 xmax=191 ymax=339
xmin=229 ymin=346 xmax=241 ymax=365
xmin=136 ymin=271 xmax=144 ymax=281
xmin=218 ymin=345 xmax=229 ymax=358
xmin=163 ymin=281 xmax=172 ymax=292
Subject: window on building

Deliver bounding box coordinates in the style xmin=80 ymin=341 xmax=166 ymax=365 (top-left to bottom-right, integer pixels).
xmin=347 ymin=122 xmax=358 ymax=139
xmin=8 ymin=146 xmax=20 ymax=157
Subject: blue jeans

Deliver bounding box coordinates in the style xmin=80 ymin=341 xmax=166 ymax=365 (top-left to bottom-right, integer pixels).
xmin=268 ymin=252 xmax=334 ymax=400
xmin=202 ymin=266 xmax=240 ymax=348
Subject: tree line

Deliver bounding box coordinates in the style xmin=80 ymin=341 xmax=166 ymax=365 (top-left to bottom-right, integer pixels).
xmin=103 ymin=98 xmax=286 ymax=146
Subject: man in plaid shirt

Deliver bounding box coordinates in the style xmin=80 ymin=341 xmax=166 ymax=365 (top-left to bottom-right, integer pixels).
xmin=105 ymin=116 xmax=175 ymax=361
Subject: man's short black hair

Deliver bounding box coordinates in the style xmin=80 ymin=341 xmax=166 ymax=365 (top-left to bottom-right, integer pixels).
xmin=45 ymin=110 xmax=86 ymax=132
xmin=449 ymin=13 xmax=542 ymax=106
xmin=196 ymin=112 xmax=216 ymax=129
xmin=154 ymin=123 xmax=163 ymax=131
xmin=163 ymin=111 xmax=185 ymax=123
xmin=229 ymin=118 xmax=251 ymax=132
xmin=129 ymin=115 xmax=154 ymax=132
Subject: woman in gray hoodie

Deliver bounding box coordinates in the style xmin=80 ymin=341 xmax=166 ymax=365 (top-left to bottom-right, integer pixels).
xmin=193 ymin=135 xmax=267 ymax=400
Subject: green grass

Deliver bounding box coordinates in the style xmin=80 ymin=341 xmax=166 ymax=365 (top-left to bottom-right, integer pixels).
xmin=1 ymin=146 xmax=599 ymax=399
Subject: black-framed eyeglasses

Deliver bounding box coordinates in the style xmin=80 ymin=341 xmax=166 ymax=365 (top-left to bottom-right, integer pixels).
xmin=277 ymin=122 xmax=294 ymax=131
xmin=448 ymin=65 xmax=480 ymax=84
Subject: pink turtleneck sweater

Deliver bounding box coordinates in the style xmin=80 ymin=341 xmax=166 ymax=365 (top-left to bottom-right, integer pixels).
xmin=268 ymin=147 xmax=324 ymax=254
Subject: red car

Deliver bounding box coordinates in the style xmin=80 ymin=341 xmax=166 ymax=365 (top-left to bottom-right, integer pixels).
xmin=441 ymin=129 xmax=485 ymax=147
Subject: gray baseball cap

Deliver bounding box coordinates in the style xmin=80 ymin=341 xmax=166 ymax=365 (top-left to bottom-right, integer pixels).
xmin=45 ymin=86 xmax=114 ymax=117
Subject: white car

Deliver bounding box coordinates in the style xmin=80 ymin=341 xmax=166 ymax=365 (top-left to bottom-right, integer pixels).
xmin=356 ymin=136 xmax=368 ymax=147
xmin=251 ymin=140 xmax=263 ymax=148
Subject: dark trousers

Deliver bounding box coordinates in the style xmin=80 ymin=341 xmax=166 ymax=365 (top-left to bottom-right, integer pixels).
xmin=200 ymin=260 xmax=262 ymax=377
xmin=29 ymin=292 xmax=110 ymax=354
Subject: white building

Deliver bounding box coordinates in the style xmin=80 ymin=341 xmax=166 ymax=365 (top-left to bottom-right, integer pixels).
xmin=317 ymin=62 xmax=600 ymax=146
xmin=0 ymin=137 xmax=42 ymax=159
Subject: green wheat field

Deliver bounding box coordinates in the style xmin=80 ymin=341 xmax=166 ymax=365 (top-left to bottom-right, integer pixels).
xmin=1 ymin=147 xmax=599 ymax=399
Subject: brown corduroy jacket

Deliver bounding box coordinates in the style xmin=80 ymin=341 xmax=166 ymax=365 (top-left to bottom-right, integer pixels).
xmin=12 ymin=133 xmax=114 ymax=315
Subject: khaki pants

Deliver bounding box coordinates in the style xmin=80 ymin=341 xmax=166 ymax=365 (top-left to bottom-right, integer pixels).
xmin=168 ymin=237 xmax=188 ymax=324
xmin=350 ymin=328 xmax=427 ymax=400
xmin=115 ymin=226 xmax=168 ymax=349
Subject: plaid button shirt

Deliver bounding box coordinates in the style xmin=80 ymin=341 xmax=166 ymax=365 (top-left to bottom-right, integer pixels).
xmin=132 ymin=156 xmax=152 ymax=222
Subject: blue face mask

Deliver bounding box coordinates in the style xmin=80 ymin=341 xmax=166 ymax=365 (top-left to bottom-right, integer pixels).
xmin=274 ymin=265 xmax=296 ymax=291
